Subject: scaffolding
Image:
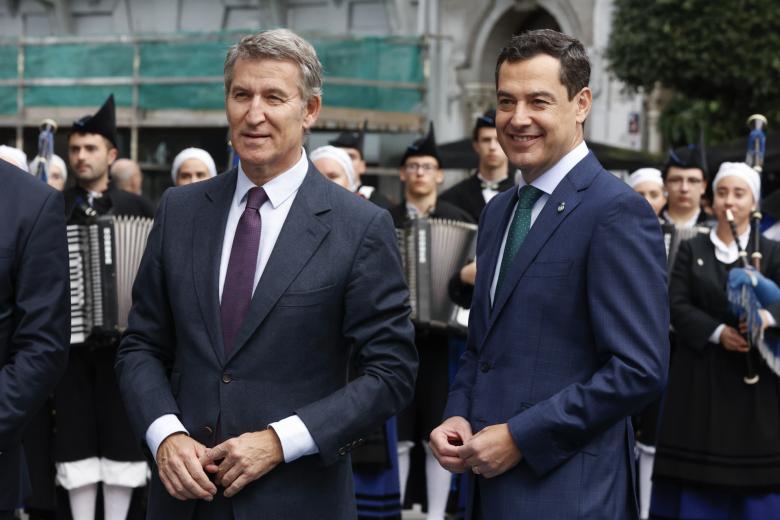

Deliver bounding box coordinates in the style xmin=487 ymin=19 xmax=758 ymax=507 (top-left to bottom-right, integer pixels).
xmin=0 ymin=30 xmax=426 ymax=161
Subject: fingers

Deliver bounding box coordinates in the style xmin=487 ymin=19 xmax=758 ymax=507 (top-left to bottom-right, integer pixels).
xmin=183 ymin=450 xmax=217 ymax=496
xmin=205 ymin=443 xmax=228 ymax=463
xmin=224 ymin=474 xmax=251 ymax=498
xmin=429 ymin=430 xmax=460 ymax=458
xmin=160 ymin=458 xmax=211 ymax=501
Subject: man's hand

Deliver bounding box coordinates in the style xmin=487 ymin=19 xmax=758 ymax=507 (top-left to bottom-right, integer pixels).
xmin=429 ymin=416 xmax=473 ymax=473
xmin=156 ymin=433 xmax=216 ymax=501
xmin=457 ymin=423 xmax=522 ymax=479
xmin=460 ymin=261 xmax=477 ymax=286
xmin=203 ymin=429 xmax=284 ymax=498
xmin=721 ymin=325 xmax=749 ymax=352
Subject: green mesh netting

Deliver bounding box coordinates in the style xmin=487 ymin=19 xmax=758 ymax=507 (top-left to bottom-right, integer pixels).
xmin=0 ymin=46 xmax=17 ymax=80
xmin=25 ymin=44 xmax=134 ymax=79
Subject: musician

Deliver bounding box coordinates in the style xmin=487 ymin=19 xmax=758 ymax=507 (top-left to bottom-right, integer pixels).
xmin=110 ymin=159 xmax=144 ymax=196
xmin=0 ymin=162 xmax=69 ymax=520
xmin=29 ymin=154 xmax=67 ymax=191
xmin=429 ymin=30 xmax=668 ymax=518
xmin=115 ymin=29 xmax=416 ymax=519
xmin=651 ymin=162 xmax=780 ymax=518
xmin=55 ymin=94 xmax=153 ymax=520
xmin=661 ymin=145 xmax=714 ymax=229
xmin=171 ymin=147 xmax=217 ymax=187
xmin=439 ymin=109 xmax=513 ymax=223
xmin=628 ymin=167 xmax=666 ymax=217
xmin=310 ymin=145 xmax=357 ymax=191
xmin=329 ymin=126 xmax=393 ymax=208
xmin=390 ymin=125 xmax=472 ymax=520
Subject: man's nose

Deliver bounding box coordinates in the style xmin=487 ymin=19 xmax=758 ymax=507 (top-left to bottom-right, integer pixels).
xmin=510 ymin=104 xmax=531 ymax=128
xmin=245 ymin=96 xmax=266 ymax=125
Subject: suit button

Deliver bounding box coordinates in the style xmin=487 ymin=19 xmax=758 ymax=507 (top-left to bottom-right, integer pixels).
xmin=202 ymin=425 xmax=214 ymax=436
xmin=338 ymin=447 xmax=347 ymax=456
xmin=480 ymin=362 xmax=491 ymax=373
xmin=222 ymin=372 xmax=232 ymax=384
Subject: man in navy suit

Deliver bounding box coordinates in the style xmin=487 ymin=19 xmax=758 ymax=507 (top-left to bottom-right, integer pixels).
xmin=115 ymin=28 xmax=416 ymax=519
xmin=430 ymin=29 xmax=669 ymax=519
xmin=0 ymin=162 xmax=69 ymax=520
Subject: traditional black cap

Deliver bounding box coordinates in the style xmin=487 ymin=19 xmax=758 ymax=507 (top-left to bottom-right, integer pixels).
xmin=329 ymin=121 xmax=366 ymax=158
xmin=401 ymin=122 xmax=441 ymax=167
xmin=472 ymin=108 xmax=496 ymax=140
xmin=663 ymin=144 xmax=707 ymax=180
xmin=70 ymin=94 xmax=117 ymax=147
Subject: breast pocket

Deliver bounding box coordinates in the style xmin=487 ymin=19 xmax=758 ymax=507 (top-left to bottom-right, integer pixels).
xmin=525 ymin=260 xmax=572 ymax=278
xmin=276 ymin=284 xmax=337 ymax=307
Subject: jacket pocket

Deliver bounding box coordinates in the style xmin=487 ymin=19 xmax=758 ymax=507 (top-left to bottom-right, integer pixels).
xmin=276 ymin=284 xmax=336 ymax=307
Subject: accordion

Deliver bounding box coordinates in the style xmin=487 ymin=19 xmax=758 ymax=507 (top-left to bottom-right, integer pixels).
xmin=396 ymin=218 xmax=478 ymax=332
xmin=67 ymin=215 xmax=153 ymax=344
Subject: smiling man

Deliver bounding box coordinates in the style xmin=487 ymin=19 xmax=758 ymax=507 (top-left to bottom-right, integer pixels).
xmin=429 ymin=29 xmax=669 ymax=519
xmin=115 ymin=29 xmax=416 ymax=520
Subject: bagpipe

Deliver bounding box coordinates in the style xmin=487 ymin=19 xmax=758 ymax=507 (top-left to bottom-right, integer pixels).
xmin=725 ymin=114 xmax=780 ymax=384
xmin=31 ymin=118 xmax=57 ymax=184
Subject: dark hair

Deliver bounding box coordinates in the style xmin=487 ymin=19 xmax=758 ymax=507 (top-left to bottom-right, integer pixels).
xmin=495 ymin=29 xmax=590 ymax=100
xmin=663 ymin=145 xmax=707 ymax=180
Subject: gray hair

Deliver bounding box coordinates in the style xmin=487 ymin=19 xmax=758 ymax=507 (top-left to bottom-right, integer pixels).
xmin=224 ymin=28 xmax=323 ymax=103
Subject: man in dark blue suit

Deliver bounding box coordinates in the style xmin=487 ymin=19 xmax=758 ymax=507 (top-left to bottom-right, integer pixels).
xmin=115 ymin=28 xmax=417 ymax=519
xmin=430 ymin=29 xmax=669 ymax=519
xmin=0 ymin=162 xmax=69 ymax=520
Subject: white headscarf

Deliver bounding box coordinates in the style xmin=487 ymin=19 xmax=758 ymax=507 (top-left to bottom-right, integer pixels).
xmin=0 ymin=145 xmax=28 ymax=172
xmin=712 ymin=162 xmax=760 ymax=203
xmin=171 ymin=147 xmax=217 ymax=185
xmin=29 ymin=154 xmax=67 ymax=182
xmin=628 ymin=167 xmax=663 ymax=189
xmin=310 ymin=145 xmax=357 ymax=191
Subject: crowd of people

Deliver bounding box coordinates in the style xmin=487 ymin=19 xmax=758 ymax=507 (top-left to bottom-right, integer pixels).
xmin=2 ymin=26 xmax=779 ymax=520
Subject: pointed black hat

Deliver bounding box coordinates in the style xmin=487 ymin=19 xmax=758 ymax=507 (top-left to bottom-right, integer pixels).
xmin=472 ymin=108 xmax=496 ymax=139
xmin=70 ymin=94 xmax=117 ymax=147
xmin=401 ymin=122 xmax=440 ymax=167
xmin=663 ymin=144 xmax=707 ymax=180
xmin=329 ymin=121 xmax=366 ymax=157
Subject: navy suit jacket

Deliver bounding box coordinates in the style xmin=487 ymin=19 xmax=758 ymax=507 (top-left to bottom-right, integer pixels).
xmin=443 ymin=152 xmax=669 ymax=519
xmin=116 ymin=164 xmax=417 ymax=519
xmin=0 ymin=164 xmax=69 ymax=511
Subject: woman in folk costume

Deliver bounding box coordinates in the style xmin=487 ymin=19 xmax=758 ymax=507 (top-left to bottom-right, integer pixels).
xmin=170 ymin=147 xmax=217 ymax=187
xmin=652 ymin=162 xmax=780 ymax=519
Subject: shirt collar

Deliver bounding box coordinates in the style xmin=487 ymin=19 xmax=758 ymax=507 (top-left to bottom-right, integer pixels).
xmin=516 ymin=140 xmax=588 ymax=196
xmin=710 ymin=226 xmax=750 ymax=265
xmin=235 ymin=148 xmax=309 ymax=209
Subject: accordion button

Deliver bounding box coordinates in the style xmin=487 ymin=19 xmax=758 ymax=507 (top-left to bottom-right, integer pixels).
xmin=480 ymin=362 xmax=491 ymax=373
xmin=222 ymin=372 xmax=233 ymax=384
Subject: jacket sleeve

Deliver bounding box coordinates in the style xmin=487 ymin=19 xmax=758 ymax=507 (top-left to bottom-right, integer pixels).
xmin=507 ymin=190 xmax=670 ymax=476
xmin=0 ymin=190 xmax=69 ymax=449
xmin=294 ymin=210 xmax=418 ymax=466
xmin=115 ymin=191 xmax=180 ymax=451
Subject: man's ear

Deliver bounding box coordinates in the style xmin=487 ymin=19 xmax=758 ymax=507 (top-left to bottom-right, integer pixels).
xmin=435 ymin=168 xmax=444 ymax=185
xmin=302 ymin=95 xmax=322 ymax=130
xmin=575 ymin=87 xmax=592 ymax=125
xmin=108 ymin=146 xmax=119 ymax=165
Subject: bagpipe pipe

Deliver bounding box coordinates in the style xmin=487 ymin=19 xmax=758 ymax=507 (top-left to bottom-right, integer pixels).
xmin=724 ymin=114 xmax=780 ymax=384
xmin=31 ymin=118 xmax=57 ymax=184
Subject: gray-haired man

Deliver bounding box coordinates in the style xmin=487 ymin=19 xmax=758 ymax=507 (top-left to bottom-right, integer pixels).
xmin=115 ymin=29 xmax=416 ymax=519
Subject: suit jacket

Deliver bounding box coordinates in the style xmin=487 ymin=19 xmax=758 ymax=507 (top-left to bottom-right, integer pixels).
xmin=116 ymin=164 xmax=417 ymax=520
xmin=443 ymin=152 xmax=669 ymax=519
xmin=0 ymin=165 xmax=69 ymax=511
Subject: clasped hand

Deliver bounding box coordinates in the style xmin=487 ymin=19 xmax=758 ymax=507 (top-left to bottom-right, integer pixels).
xmin=429 ymin=416 xmax=523 ymax=479
xmin=156 ymin=429 xmax=283 ymax=501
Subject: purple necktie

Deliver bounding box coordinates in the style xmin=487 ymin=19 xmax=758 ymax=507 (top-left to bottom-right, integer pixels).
xmin=220 ymin=186 xmax=268 ymax=356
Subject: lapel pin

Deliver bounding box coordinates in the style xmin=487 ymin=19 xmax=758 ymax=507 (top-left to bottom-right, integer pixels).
xmin=697 ymin=258 xmax=704 ymax=266
xmin=557 ymin=202 xmax=565 ymax=213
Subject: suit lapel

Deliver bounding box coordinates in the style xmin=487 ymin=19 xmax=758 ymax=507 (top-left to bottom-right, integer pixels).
xmin=193 ymin=169 xmax=237 ymax=363
xmin=226 ymin=165 xmax=332 ymax=363
xmin=486 ymin=153 xmax=599 ymax=337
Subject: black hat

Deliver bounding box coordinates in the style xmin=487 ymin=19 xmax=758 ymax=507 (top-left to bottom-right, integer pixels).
xmin=401 ymin=122 xmax=441 ymax=167
xmin=663 ymin=145 xmax=707 ymax=180
xmin=70 ymin=94 xmax=117 ymax=147
xmin=329 ymin=121 xmax=366 ymax=158
xmin=472 ymin=108 xmax=496 ymax=140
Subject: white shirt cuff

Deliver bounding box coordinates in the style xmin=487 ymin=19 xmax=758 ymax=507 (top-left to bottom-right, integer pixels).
xmin=146 ymin=414 xmax=188 ymax=461
xmin=764 ymin=311 xmax=777 ymax=328
xmin=269 ymin=415 xmax=318 ymax=463
xmin=709 ymin=324 xmax=726 ymax=344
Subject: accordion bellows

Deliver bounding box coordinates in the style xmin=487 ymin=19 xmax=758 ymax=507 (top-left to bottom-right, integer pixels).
xmin=396 ymin=218 xmax=477 ymax=332
xmin=68 ymin=215 xmax=153 ymax=344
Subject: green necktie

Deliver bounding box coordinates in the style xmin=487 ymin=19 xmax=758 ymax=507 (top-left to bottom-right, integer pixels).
xmin=496 ymin=185 xmax=544 ymax=292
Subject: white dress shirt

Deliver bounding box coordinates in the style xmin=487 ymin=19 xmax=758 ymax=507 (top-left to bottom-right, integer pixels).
xmin=477 ymin=172 xmax=506 ymax=204
xmin=489 ymin=141 xmax=589 ymax=304
xmin=146 ymin=149 xmax=318 ymax=463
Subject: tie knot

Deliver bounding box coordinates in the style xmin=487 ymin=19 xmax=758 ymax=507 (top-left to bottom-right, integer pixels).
xmin=518 ymin=185 xmax=543 ymax=209
xmin=246 ymin=187 xmax=268 ymax=211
